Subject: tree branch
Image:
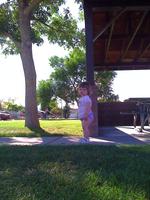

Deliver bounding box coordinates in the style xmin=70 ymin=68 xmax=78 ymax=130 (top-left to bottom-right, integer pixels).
xmin=24 ymin=0 xmax=43 ymax=16
xmin=32 ymin=16 xmax=50 ymax=27
xmin=32 ymin=16 xmax=63 ymax=34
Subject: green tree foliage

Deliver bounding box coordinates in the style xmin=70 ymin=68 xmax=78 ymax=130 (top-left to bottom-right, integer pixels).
xmin=95 ymin=72 xmax=119 ymax=102
xmin=48 ymin=48 xmax=118 ymax=104
xmin=49 ymin=99 xmax=62 ymax=117
xmin=1 ymin=99 xmax=24 ymax=112
xmin=36 ymin=42 xmax=118 ymax=110
xmin=50 ymin=48 xmax=86 ymax=105
xmin=0 ymin=0 xmax=81 ymax=128
xmin=37 ymin=79 xmax=54 ymax=110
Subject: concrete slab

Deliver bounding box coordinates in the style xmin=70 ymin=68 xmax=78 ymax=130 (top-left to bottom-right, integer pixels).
xmin=99 ymin=126 xmax=150 ymax=145
xmin=117 ymin=126 xmax=150 ymax=144
xmin=47 ymin=136 xmax=80 ymax=145
xmin=0 ymin=126 xmax=149 ymax=146
xmin=0 ymin=137 xmax=60 ymax=146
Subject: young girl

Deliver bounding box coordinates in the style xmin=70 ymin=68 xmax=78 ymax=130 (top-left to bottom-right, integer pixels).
xmin=78 ymin=82 xmax=94 ymax=143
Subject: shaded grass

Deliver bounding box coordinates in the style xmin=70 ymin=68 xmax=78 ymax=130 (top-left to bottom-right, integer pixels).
xmin=0 ymin=145 xmax=150 ymax=200
xmin=0 ymin=119 xmax=82 ymax=137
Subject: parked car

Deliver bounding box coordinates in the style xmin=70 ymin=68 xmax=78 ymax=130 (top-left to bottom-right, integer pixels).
xmin=0 ymin=111 xmax=11 ymax=120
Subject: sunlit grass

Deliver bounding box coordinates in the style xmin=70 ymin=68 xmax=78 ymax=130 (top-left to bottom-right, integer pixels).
xmin=0 ymin=119 xmax=82 ymax=137
xmin=0 ymin=145 xmax=150 ymax=200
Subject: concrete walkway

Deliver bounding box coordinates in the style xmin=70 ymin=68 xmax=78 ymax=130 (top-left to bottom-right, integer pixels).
xmin=0 ymin=126 xmax=150 ymax=146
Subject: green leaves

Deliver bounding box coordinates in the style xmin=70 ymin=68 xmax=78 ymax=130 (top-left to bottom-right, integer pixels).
xmin=49 ymin=48 xmax=118 ymax=103
xmin=95 ymin=71 xmax=119 ymax=102
xmin=49 ymin=48 xmax=86 ymax=103
xmin=0 ymin=0 xmax=80 ymax=54
xmin=46 ymin=14 xmax=80 ymax=49
xmin=37 ymin=79 xmax=54 ymax=110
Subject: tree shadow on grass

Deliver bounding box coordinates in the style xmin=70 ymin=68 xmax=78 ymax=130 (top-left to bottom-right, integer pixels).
xmin=0 ymin=145 xmax=150 ymax=200
xmin=28 ymin=127 xmax=64 ymax=137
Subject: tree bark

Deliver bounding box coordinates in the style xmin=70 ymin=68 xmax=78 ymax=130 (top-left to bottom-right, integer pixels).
xmin=19 ymin=1 xmax=40 ymax=129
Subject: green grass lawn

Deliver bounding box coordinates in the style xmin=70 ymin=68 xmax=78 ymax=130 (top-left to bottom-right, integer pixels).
xmin=0 ymin=145 xmax=150 ymax=200
xmin=0 ymin=119 xmax=83 ymax=137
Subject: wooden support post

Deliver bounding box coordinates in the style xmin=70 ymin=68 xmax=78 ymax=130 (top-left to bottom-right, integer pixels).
xmin=90 ymin=84 xmax=99 ymax=136
xmin=84 ymin=1 xmax=99 ymax=136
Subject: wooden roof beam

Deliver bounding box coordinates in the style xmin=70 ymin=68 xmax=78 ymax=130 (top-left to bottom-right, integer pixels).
xmin=87 ymin=0 xmax=150 ymax=7
xmin=133 ymin=39 xmax=144 ymax=61
xmin=105 ymin=21 xmax=114 ymax=61
xmin=94 ymin=62 xmax=150 ymax=71
xmin=93 ymin=7 xmax=150 ymax=12
xmin=121 ymin=10 xmax=149 ymax=60
xmin=138 ymin=42 xmax=150 ymax=59
xmin=93 ymin=8 xmax=127 ymax=42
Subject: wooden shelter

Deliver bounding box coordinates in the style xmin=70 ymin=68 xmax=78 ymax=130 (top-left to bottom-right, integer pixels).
xmin=83 ymin=0 xmax=150 ymax=134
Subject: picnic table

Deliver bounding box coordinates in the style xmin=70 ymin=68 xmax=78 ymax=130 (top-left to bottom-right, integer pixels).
xmin=120 ymin=102 xmax=150 ymax=132
xmin=133 ymin=102 xmax=150 ymax=132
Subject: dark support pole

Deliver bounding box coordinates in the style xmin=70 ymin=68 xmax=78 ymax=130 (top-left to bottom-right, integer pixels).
xmin=84 ymin=1 xmax=94 ymax=84
xmin=84 ymin=1 xmax=99 ymax=136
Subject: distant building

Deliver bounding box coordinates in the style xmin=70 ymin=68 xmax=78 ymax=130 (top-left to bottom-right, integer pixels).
xmin=124 ymin=98 xmax=150 ymax=103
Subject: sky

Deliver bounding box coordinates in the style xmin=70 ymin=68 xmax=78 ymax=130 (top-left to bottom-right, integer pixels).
xmin=0 ymin=42 xmax=68 ymax=106
xmin=1 ymin=0 xmax=150 ymax=106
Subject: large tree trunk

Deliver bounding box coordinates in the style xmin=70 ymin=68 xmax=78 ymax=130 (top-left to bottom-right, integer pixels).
xmin=20 ymin=47 xmax=40 ymax=129
xmin=19 ymin=2 xmax=40 ymax=129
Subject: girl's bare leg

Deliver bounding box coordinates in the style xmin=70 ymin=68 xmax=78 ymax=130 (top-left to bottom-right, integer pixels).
xmin=82 ymin=119 xmax=91 ymax=138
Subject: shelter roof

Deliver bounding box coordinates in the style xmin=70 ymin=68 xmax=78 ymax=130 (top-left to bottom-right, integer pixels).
xmin=84 ymin=0 xmax=150 ymax=70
